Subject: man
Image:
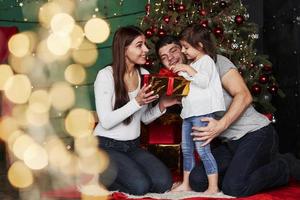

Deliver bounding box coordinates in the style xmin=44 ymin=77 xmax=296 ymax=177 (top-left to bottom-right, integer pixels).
xmin=155 ymin=35 xmax=300 ymax=197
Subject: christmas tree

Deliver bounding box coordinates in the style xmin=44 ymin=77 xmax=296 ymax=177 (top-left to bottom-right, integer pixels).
xmin=140 ymin=0 xmax=284 ymax=115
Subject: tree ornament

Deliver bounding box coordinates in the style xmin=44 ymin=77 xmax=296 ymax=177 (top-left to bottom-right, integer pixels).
xmin=144 ymin=57 xmax=153 ymax=68
xmin=263 ymin=64 xmax=272 ymax=72
xmin=168 ymin=3 xmax=174 ymax=11
xmin=219 ymin=1 xmax=227 ymax=8
xmin=157 ymin=28 xmax=167 ymax=37
xmin=235 ymin=15 xmax=245 ymax=25
xmin=145 ymin=3 xmax=151 ymax=15
xmin=200 ymin=19 xmax=209 ymax=28
xmin=251 ymin=84 xmax=262 ymax=95
xmin=213 ymin=27 xmax=224 ymax=37
xmin=263 ymin=113 xmax=273 ymax=121
xmin=250 ymin=63 xmax=255 ymax=69
xmin=163 ymin=15 xmax=170 ymax=23
xmin=259 ymin=74 xmax=269 ymax=84
xmin=268 ymin=84 xmax=278 ymax=95
xmin=145 ymin=28 xmax=154 ymax=38
xmin=199 ymin=9 xmax=207 ymax=16
xmin=176 ymin=3 xmax=186 ymax=13
xmin=174 ymin=16 xmax=181 ymax=24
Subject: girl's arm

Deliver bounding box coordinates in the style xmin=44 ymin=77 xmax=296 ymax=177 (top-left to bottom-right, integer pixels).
xmin=172 ymin=58 xmax=213 ymax=89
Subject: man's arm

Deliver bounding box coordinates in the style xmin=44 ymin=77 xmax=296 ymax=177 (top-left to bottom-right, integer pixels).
xmin=192 ymin=68 xmax=252 ymax=145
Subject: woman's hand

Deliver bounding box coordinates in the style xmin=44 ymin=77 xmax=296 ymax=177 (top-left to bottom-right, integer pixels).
xmin=159 ymin=96 xmax=181 ymax=112
xmin=191 ymin=117 xmax=227 ymax=146
xmin=135 ymin=84 xmax=159 ymax=106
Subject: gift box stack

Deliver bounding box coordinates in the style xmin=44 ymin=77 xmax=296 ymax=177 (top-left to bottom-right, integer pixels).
xmin=141 ymin=68 xmax=188 ymax=175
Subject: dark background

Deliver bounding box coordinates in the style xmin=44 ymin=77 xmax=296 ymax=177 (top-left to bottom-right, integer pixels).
xmin=243 ymin=0 xmax=300 ymax=156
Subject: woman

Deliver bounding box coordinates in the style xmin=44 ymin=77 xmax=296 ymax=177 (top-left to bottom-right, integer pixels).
xmin=94 ymin=26 xmax=178 ymax=195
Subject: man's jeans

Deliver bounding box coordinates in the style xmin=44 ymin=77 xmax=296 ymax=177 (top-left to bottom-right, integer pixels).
xmin=189 ymin=124 xmax=290 ymax=197
xmin=182 ymin=114 xmax=218 ymax=175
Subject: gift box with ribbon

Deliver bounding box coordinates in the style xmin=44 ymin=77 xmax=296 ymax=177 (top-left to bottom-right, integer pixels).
xmin=143 ymin=68 xmax=190 ymax=97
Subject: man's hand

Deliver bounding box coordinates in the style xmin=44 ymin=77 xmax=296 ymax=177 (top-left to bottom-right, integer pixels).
xmin=191 ymin=117 xmax=227 ymax=146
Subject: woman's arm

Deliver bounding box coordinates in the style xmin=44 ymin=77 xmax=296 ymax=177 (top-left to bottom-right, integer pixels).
xmin=94 ymin=70 xmax=141 ymax=129
xmin=192 ymin=68 xmax=253 ymax=145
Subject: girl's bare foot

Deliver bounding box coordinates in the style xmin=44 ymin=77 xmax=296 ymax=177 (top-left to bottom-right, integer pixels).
xmin=203 ymin=187 xmax=220 ymax=195
xmin=171 ymin=183 xmax=192 ymax=192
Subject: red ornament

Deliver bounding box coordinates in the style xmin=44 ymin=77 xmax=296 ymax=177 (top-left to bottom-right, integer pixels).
xmin=176 ymin=3 xmax=186 ymax=13
xmin=263 ymin=113 xmax=273 ymax=121
xmin=157 ymin=28 xmax=167 ymax=38
xmin=199 ymin=9 xmax=207 ymax=16
xmin=145 ymin=28 xmax=154 ymax=38
xmin=259 ymin=74 xmax=269 ymax=84
xmin=238 ymin=68 xmax=243 ymax=76
xmin=145 ymin=3 xmax=151 ymax=15
xmin=235 ymin=15 xmax=245 ymax=25
xmin=213 ymin=27 xmax=224 ymax=37
xmin=268 ymin=84 xmax=278 ymax=95
xmin=251 ymin=84 xmax=262 ymax=95
xmin=263 ymin=64 xmax=272 ymax=72
xmin=163 ymin=15 xmax=170 ymax=23
xmin=220 ymin=1 xmax=227 ymax=8
xmin=200 ymin=19 xmax=208 ymax=28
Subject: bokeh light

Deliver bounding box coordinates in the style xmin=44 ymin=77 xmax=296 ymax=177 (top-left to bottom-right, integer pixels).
xmin=0 ymin=64 xmax=14 ymax=90
xmin=47 ymin=33 xmax=71 ymax=55
xmin=80 ymin=184 xmax=109 ymax=200
xmin=64 ymin=64 xmax=86 ymax=85
xmin=12 ymin=134 xmax=35 ymax=160
xmin=72 ymin=39 xmax=98 ymax=67
xmin=8 ymin=161 xmax=34 ymax=188
xmin=65 ymin=108 xmax=95 ymax=138
xmin=8 ymin=33 xmax=30 ymax=57
xmin=12 ymin=105 xmax=28 ymax=127
xmin=78 ymin=149 xmax=109 ymax=174
xmin=28 ymin=90 xmax=51 ymax=113
xmin=51 ymin=13 xmax=75 ymax=35
xmin=70 ymin=24 xmax=84 ymax=49
xmin=8 ymin=54 xmax=36 ymax=74
xmin=38 ymin=2 xmax=63 ymax=29
xmin=4 ymin=74 xmax=32 ymax=104
xmin=24 ymin=144 xmax=48 ymax=170
xmin=26 ymin=108 xmax=50 ymax=127
xmin=0 ymin=116 xmax=19 ymax=142
xmin=84 ymin=18 xmax=110 ymax=43
xmin=75 ymin=135 xmax=98 ymax=157
xmin=49 ymin=82 xmax=75 ymax=111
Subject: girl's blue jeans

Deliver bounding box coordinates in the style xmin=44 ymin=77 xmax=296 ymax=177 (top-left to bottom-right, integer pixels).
xmin=182 ymin=114 xmax=218 ymax=175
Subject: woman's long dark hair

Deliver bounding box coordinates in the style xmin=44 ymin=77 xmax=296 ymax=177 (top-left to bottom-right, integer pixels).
xmin=179 ymin=24 xmax=216 ymax=61
xmin=112 ymin=26 xmax=144 ymax=125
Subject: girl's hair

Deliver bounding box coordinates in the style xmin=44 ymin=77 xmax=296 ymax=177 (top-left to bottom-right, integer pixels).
xmin=179 ymin=24 xmax=216 ymax=61
xmin=112 ymin=25 xmax=144 ymax=125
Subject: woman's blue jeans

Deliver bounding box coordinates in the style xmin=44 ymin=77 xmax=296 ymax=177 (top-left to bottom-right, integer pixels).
xmin=97 ymin=136 xmax=172 ymax=195
xmin=182 ymin=114 xmax=218 ymax=175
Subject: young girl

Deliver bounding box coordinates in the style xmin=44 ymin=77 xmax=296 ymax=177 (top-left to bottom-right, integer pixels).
xmin=170 ymin=24 xmax=225 ymax=194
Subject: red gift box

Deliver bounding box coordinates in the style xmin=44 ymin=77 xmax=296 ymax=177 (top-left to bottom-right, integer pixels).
xmin=143 ymin=68 xmax=190 ymax=97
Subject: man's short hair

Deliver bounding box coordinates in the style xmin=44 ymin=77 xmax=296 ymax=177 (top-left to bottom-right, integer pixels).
xmin=155 ymin=35 xmax=181 ymax=56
